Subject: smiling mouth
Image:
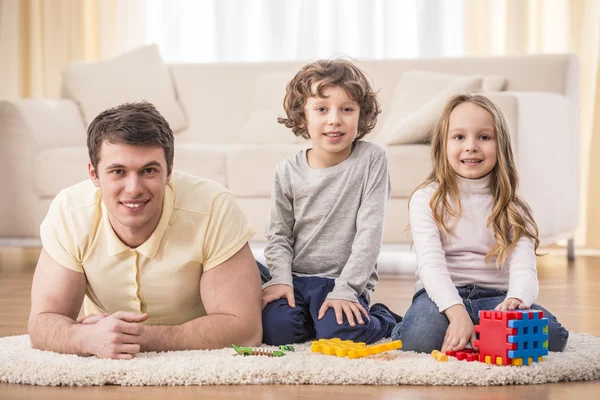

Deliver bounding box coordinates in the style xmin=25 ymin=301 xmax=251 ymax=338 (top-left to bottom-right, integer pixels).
xmin=120 ymin=200 xmax=149 ymax=209
xmin=324 ymin=132 xmax=344 ymax=137
xmin=461 ymin=159 xmax=483 ymax=164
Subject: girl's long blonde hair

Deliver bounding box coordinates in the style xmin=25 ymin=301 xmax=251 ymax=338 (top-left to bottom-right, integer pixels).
xmin=411 ymin=94 xmax=540 ymax=266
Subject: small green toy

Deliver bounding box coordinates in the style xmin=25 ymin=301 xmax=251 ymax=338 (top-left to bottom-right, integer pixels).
xmin=279 ymin=345 xmax=295 ymax=352
xmin=232 ymin=344 xmax=286 ymax=357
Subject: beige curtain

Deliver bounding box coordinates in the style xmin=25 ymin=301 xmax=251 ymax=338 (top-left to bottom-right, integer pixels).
xmin=463 ymin=0 xmax=600 ymax=248
xmin=0 ymin=0 xmax=118 ymax=99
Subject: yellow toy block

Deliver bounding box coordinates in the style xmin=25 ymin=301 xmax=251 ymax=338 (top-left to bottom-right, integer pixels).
xmin=431 ymin=350 xmax=448 ymax=362
xmin=511 ymin=356 xmax=538 ymax=366
xmin=311 ymin=338 xmax=402 ymax=359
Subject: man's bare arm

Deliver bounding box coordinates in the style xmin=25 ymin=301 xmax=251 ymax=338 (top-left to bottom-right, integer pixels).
xmin=140 ymin=243 xmax=263 ymax=351
xmin=28 ymin=250 xmax=147 ymax=359
xmin=28 ymin=249 xmax=89 ymax=354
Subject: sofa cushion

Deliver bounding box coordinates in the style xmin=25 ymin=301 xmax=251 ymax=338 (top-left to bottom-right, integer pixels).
xmin=382 ymin=198 xmax=411 ymax=243
xmin=62 ymin=44 xmax=188 ymax=132
xmin=226 ymin=144 xmax=309 ymax=197
xmin=482 ymin=75 xmax=507 ymax=92
xmin=33 ymin=147 xmax=90 ymax=198
xmin=387 ymin=145 xmax=432 ymax=198
xmin=234 ymin=72 xmax=304 ymax=145
xmin=236 ymin=198 xmax=271 ymax=242
xmin=173 ymin=144 xmax=228 ymax=186
xmin=375 ymin=71 xmax=484 ymax=146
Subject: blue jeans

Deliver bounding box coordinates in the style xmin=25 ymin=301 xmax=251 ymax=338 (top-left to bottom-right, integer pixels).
xmin=391 ymin=286 xmax=569 ymax=353
xmin=258 ymin=262 xmax=396 ymax=345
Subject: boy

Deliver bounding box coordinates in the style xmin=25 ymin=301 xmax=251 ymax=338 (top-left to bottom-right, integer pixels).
xmin=261 ymin=59 xmax=400 ymax=345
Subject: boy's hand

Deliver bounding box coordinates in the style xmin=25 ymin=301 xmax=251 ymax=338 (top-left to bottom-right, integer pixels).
xmin=442 ymin=304 xmax=476 ymax=353
xmin=495 ymin=297 xmax=528 ymax=311
xmin=318 ymin=299 xmax=370 ymax=327
xmin=262 ymin=284 xmax=295 ymax=310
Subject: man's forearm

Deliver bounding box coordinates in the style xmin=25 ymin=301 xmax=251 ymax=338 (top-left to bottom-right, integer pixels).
xmin=141 ymin=313 xmax=262 ymax=352
xmin=28 ymin=313 xmax=88 ymax=356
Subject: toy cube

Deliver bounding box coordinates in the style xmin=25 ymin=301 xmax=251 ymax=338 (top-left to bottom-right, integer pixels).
xmin=474 ymin=310 xmax=549 ymax=366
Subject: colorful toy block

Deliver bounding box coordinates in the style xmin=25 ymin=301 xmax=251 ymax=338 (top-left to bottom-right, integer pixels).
xmin=279 ymin=345 xmax=295 ymax=352
xmin=311 ymin=338 xmax=402 ymax=359
xmin=232 ymin=344 xmax=286 ymax=357
xmin=474 ymin=310 xmax=549 ymax=366
xmin=445 ymin=349 xmax=480 ymax=362
xmin=431 ymin=349 xmax=448 ymax=362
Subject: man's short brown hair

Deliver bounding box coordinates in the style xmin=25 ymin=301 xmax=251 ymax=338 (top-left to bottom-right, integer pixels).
xmin=87 ymin=102 xmax=175 ymax=175
xmin=278 ymin=59 xmax=381 ymax=139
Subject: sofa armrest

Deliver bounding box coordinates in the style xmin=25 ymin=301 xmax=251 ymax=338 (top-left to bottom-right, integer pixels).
xmin=0 ymin=99 xmax=87 ymax=237
xmin=484 ymin=91 xmax=578 ymax=243
xmin=0 ymin=99 xmax=87 ymax=148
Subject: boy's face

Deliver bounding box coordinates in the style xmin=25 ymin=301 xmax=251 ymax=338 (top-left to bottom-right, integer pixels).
xmin=303 ymin=84 xmax=360 ymax=166
xmin=446 ymin=102 xmax=497 ymax=179
xmin=88 ymin=141 xmax=171 ymax=246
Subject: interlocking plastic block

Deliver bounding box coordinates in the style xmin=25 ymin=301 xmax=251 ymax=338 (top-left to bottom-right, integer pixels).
xmin=431 ymin=350 xmax=448 ymax=362
xmin=474 ymin=310 xmax=549 ymax=366
xmin=232 ymin=344 xmax=285 ymax=357
xmin=311 ymin=338 xmax=402 ymax=359
xmin=506 ymin=311 xmax=549 ymax=365
xmin=445 ymin=349 xmax=480 ymax=362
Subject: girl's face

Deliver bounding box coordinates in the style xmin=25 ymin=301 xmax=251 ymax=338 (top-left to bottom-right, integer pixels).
xmin=446 ymin=102 xmax=497 ymax=179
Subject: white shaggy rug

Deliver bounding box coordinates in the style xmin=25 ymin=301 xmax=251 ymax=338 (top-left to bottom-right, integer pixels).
xmin=1 ymin=333 xmax=599 ymax=386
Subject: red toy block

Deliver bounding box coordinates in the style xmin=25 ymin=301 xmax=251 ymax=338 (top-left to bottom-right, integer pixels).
xmin=474 ymin=310 xmax=520 ymax=366
xmin=445 ymin=349 xmax=480 ymax=362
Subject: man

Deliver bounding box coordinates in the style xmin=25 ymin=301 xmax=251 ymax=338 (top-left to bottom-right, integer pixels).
xmin=28 ymin=102 xmax=262 ymax=360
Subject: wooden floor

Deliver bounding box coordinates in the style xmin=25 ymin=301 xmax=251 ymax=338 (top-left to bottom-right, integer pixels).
xmin=1 ymin=247 xmax=599 ymax=399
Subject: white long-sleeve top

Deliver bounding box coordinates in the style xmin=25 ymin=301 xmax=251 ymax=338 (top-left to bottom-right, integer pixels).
xmin=410 ymin=174 xmax=539 ymax=312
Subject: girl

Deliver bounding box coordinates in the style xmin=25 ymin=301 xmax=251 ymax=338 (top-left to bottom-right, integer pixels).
xmin=391 ymin=94 xmax=569 ymax=353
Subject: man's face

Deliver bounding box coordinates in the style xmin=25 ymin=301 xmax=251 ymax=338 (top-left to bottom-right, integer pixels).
xmin=89 ymin=141 xmax=171 ymax=244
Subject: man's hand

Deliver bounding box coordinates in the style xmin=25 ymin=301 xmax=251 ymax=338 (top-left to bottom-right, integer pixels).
xmin=80 ymin=311 xmax=148 ymax=360
xmin=262 ymin=284 xmax=295 ymax=310
xmin=317 ymin=299 xmax=370 ymax=327
xmin=441 ymin=304 xmax=476 ymax=353
xmin=77 ymin=313 xmax=108 ymax=325
xmin=495 ymin=297 xmax=528 ymax=311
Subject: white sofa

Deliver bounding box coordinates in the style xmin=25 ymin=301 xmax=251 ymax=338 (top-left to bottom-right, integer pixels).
xmin=0 ymin=51 xmax=579 ymax=257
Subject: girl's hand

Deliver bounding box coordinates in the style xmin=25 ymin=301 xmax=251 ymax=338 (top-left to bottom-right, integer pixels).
xmin=495 ymin=297 xmax=528 ymax=311
xmin=442 ymin=304 xmax=476 ymax=353
xmin=318 ymin=299 xmax=370 ymax=327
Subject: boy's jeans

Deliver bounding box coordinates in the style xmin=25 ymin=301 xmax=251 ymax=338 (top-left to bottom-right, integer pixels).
xmin=391 ymin=285 xmax=569 ymax=353
xmin=257 ymin=261 xmax=396 ymax=345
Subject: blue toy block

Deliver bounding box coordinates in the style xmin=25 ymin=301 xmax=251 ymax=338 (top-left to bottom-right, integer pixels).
xmin=506 ymin=311 xmax=549 ymax=365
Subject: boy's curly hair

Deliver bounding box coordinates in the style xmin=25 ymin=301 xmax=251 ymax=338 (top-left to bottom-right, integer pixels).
xmin=278 ymin=59 xmax=381 ymax=139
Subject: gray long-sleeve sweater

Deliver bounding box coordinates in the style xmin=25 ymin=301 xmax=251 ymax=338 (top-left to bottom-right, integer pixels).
xmin=263 ymin=140 xmax=391 ymax=303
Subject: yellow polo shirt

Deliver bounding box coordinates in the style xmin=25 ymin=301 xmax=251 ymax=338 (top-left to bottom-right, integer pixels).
xmin=40 ymin=170 xmax=255 ymax=326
